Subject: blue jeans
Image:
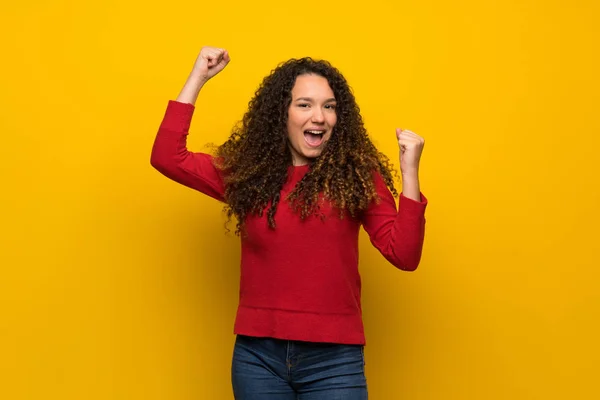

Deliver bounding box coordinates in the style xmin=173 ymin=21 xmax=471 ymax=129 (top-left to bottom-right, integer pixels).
xmin=231 ymin=334 xmax=368 ymax=399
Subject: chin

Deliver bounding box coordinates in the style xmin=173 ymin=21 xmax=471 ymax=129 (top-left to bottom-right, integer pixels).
xmin=303 ymin=150 xmax=323 ymax=159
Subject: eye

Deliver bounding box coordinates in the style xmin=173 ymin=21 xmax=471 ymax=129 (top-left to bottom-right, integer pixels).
xmin=325 ymin=104 xmax=337 ymax=110
xmin=297 ymin=103 xmax=310 ymax=108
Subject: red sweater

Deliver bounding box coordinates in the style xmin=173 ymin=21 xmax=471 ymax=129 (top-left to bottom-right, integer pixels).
xmin=151 ymin=100 xmax=428 ymax=345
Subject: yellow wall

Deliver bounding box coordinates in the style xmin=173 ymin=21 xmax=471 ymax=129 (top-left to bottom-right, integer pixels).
xmin=2 ymin=1 xmax=599 ymax=398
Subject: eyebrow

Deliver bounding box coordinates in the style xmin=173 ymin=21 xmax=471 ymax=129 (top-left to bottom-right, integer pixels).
xmin=295 ymin=97 xmax=337 ymax=103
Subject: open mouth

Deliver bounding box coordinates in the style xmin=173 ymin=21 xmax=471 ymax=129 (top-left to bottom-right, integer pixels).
xmin=304 ymin=130 xmax=326 ymax=147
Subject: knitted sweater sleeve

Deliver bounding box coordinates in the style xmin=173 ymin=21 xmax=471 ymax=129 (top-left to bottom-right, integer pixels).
xmin=150 ymin=100 xmax=225 ymax=202
xmin=361 ymin=172 xmax=428 ymax=271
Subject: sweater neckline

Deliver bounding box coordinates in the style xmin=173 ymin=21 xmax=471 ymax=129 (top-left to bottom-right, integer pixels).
xmin=288 ymin=163 xmax=310 ymax=179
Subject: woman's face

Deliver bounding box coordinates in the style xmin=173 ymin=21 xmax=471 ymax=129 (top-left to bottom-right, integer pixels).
xmin=286 ymin=74 xmax=337 ymax=166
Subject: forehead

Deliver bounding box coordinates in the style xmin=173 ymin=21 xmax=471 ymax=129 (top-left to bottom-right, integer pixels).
xmin=291 ymin=74 xmax=335 ymax=98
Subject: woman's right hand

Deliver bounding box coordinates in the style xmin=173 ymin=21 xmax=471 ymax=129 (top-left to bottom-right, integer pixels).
xmin=176 ymin=46 xmax=229 ymax=104
xmin=191 ymin=46 xmax=230 ymax=84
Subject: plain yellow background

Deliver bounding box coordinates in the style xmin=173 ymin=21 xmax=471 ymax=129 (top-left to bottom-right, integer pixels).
xmin=2 ymin=0 xmax=599 ymax=399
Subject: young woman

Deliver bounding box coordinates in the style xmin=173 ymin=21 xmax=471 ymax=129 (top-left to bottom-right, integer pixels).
xmin=151 ymin=46 xmax=427 ymax=399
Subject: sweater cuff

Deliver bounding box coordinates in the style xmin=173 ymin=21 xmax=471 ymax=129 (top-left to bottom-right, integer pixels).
xmin=398 ymin=192 xmax=428 ymax=218
xmin=160 ymin=100 xmax=195 ymax=132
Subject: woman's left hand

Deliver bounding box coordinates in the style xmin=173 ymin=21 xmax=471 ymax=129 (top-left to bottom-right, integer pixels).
xmin=396 ymin=128 xmax=425 ymax=175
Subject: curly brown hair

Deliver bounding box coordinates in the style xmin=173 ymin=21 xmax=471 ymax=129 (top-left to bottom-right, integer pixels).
xmin=213 ymin=57 xmax=397 ymax=234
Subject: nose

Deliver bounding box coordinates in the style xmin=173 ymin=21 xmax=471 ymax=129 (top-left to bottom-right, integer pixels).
xmin=311 ymin=108 xmax=325 ymax=123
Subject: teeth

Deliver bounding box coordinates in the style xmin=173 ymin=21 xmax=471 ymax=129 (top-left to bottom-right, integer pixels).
xmin=305 ymin=130 xmax=325 ymax=135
